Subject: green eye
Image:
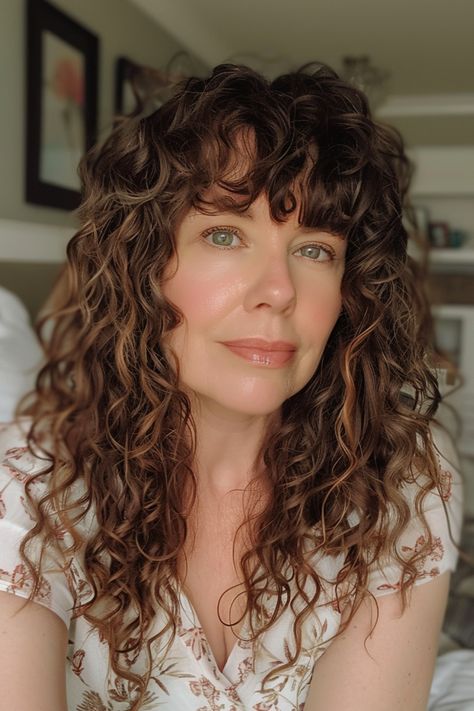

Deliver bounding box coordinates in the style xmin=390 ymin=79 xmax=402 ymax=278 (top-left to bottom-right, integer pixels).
xmin=297 ymin=244 xmax=332 ymax=261
xmin=204 ymin=230 xmax=240 ymax=248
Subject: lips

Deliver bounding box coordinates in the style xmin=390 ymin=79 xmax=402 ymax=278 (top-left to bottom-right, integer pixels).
xmin=221 ymin=339 xmax=296 ymax=351
xmin=220 ymin=339 xmax=297 ymax=367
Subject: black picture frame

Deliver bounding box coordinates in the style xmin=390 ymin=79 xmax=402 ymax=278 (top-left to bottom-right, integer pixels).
xmin=25 ymin=0 xmax=99 ymax=210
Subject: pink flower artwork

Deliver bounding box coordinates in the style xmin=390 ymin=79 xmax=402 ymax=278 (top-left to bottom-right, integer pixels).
xmin=51 ymin=58 xmax=85 ymax=107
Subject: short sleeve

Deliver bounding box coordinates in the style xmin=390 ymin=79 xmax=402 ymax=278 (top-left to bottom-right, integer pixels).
xmin=0 ymin=421 xmax=75 ymax=629
xmin=366 ymin=424 xmax=464 ymax=598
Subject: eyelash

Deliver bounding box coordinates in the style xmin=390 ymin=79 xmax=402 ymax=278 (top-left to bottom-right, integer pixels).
xmin=200 ymin=226 xmax=336 ymax=261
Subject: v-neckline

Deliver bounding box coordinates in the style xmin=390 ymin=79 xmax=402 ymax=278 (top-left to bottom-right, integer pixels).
xmin=178 ymin=586 xmax=248 ymax=683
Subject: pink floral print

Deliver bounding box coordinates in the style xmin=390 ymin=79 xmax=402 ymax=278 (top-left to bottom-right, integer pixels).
xmin=0 ymin=421 xmax=462 ymax=710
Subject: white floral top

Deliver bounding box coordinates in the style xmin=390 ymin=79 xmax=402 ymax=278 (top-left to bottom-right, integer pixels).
xmin=0 ymin=420 xmax=463 ymax=711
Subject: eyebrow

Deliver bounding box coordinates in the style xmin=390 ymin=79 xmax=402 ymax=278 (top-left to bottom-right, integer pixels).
xmin=189 ymin=205 xmax=256 ymax=220
xmin=296 ymin=225 xmax=346 ymax=240
xmin=189 ymin=207 xmax=346 ymax=240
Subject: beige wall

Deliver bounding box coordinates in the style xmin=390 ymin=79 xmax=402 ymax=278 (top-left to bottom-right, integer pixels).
xmin=384 ymin=115 xmax=474 ymax=148
xmin=0 ymin=0 xmax=208 ymax=227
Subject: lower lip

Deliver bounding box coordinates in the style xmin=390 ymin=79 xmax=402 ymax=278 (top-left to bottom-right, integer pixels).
xmin=222 ymin=344 xmax=296 ymax=367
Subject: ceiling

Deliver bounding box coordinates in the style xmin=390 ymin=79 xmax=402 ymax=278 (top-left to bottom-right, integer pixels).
xmin=128 ymin=0 xmax=474 ymax=146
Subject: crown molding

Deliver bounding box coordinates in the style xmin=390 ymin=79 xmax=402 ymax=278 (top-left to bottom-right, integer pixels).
xmin=376 ymin=93 xmax=474 ymax=117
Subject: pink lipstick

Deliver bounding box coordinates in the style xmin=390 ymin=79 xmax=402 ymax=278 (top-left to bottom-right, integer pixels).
xmin=220 ymin=339 xmax=296 ymax=367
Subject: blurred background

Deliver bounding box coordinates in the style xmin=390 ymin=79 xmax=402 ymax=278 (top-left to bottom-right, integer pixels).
xmin=0 ymin=0 xmax=474 ymax=682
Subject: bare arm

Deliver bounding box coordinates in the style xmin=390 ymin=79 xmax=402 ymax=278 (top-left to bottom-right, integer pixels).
xmin=0 ymin=591 xmax=68 ymax=711
xmin=304 ymin=570 xmax=450 ymax=711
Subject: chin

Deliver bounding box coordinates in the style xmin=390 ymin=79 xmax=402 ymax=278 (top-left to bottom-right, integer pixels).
xmin=198 ymin=385 xmax=294 ymax=418
xmin=216 ymin=402 xmax=282 ymax=418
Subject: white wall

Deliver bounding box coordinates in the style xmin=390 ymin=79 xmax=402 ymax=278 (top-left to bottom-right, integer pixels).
xmin=409 ymin=146 xmax=474 ymax=197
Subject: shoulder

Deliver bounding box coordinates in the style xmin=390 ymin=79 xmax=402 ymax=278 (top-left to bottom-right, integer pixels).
xmin=404 ymin=421 xmax=463 ymax=558
xmin=0 ymin=419 xmax=94 ymax=626
xmin=0 ymin=418 xmax=51 ymax=470
xmin=0 ymin=418 xmax=52 ymax=517
xmin=397 ymin=421 xmax=463 ymax=539
xmin=0 ymin=417 xmax=96 ymax=540
xmin=373 ymin=422 xmax=463 ymax=597
xmin=0 ymin=417 xmax=90 ymax=507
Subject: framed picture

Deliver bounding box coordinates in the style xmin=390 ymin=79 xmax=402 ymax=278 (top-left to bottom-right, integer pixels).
xmin=428 ymin=221 xmax=450 ymax=248
xmin=25 ymin=0 xmax=99 ymax=210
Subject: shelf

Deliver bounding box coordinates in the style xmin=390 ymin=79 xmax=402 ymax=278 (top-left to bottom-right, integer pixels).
xmin=429 ymin=249 xmax=474 ymax=265
xmin=411 ymin=191 xmax=474 ymax=199
xmin=408 ymin=146 xmax=474 ymax=197
xmin=0 ymin=219 xmax=71 ymax=263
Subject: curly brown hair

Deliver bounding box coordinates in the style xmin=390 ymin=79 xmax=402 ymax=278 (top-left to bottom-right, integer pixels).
xmin=17 ymin=62 xmax=463 ymax=709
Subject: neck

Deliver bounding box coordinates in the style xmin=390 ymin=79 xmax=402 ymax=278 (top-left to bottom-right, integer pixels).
xmin=189 ymin=394 xmax=279 ymax=495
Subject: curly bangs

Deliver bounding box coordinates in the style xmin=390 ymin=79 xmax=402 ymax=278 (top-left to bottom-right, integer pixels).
xmin=79 ymin=62 xmax=410 ymax=257
xmin=131 ymin=63 xmax=410 ymax=251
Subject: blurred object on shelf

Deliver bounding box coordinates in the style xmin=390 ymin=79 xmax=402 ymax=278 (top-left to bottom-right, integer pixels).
xmin=449 ymin=229 xmax=469 ymax=248
xmin=410 ymin=205 xmax=431 ymax=250
xmin=429 ymin=221 xmax=450 ymax=248
xmin=405 ymin=203 xmax=430 ymax=265
xmin=412 ymin=205 xmax=430 ymax=238
xmin=428 ymin=221 xmax=469 ymax=249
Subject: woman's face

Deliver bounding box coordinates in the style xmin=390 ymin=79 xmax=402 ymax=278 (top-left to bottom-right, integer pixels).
xmin=161 ymin=192 xmax=346 ymax=418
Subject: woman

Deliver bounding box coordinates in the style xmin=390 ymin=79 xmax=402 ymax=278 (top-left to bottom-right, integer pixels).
xmin=0 ymin=63 xmax=465 ymax=710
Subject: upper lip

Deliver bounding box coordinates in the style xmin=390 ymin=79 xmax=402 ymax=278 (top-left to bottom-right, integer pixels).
xmin=221 ymin=338 xmax=297 ymax=351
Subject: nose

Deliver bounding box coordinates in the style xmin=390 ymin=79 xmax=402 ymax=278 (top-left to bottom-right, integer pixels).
xmin=243 ymin=252 xmax=297 ymax=313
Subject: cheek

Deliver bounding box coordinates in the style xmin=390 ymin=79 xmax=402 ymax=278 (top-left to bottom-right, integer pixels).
xmin=303 ymin=282 xmax=343 ymax=340
xmin=162 ymin=265 xmax=235 ymax=330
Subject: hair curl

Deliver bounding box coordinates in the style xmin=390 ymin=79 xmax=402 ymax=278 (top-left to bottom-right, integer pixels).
xmin=17 ymin=62 xmax=465 ymax=708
